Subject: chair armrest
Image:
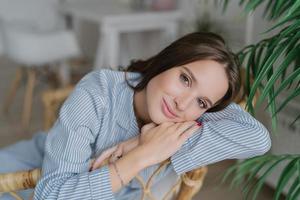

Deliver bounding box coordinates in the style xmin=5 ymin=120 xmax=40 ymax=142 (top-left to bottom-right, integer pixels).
xmin=42 ymin=86 xmax=74 ymax=130
xmin=0 ymin=168 xmax=41 ymax=192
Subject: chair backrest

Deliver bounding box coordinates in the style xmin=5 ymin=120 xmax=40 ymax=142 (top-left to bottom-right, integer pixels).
xmin=0 ymin=0 xmax=63 ymax=31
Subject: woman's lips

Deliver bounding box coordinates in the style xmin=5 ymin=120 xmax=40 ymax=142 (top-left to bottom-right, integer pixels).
xmin=162 ymin=98 xmax=178 ymax=119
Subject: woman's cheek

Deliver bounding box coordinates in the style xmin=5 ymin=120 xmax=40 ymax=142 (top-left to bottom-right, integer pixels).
xmin=185 ymin=108 xmax=204 ymax=121
xmin=164 ymin=80 xmax=183 ymax=96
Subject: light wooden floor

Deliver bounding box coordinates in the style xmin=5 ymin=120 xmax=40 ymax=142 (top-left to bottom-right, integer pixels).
xmin=0 ymin=56 xmax=277 ymax=200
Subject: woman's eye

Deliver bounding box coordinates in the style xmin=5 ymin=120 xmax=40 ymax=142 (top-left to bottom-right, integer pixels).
xmin=180 ymin=74 xmax=190 ymax=86
xmin=197 ymin=99 xmax=207 ymax=109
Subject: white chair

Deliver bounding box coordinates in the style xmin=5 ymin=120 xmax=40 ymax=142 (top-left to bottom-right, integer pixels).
xmin=0 ymin=0 xmax=80 ymax=129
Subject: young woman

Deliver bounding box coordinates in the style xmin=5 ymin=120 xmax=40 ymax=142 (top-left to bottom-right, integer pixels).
xmin=0 ymin=32 xmax=271 ymax=200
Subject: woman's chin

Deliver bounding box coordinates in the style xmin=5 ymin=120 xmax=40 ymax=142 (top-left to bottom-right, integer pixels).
xmin=151 ymin=116 xmax=174 ymax=124
xmin=148 ymin=114 xmax=164 ymax=124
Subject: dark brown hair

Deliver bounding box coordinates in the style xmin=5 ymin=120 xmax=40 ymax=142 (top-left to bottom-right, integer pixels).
xmin=124 ymin=32 xmax=241 ymax=112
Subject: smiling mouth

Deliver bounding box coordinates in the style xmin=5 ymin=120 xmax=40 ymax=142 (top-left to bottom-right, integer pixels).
xmin=162 ymin=98 xmax=177 ymax=119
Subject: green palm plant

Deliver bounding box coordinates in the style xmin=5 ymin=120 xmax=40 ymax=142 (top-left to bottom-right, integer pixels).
xmin=218 ymin=0 xmax=300 ymax=199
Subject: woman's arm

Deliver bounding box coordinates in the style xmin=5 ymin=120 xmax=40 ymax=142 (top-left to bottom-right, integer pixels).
xmin=171 ymin=102 xmax=271 ymax=175
xmin=34 ymin=72 xmax=120 ymax=200
xmin=91 ymin=136 xmax=140 ymax=170
xmin=94 ymin=103 xmax=271 ymax=179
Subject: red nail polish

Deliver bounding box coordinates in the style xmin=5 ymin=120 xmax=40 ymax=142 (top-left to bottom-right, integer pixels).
xmin=196 ymin=121 xmax=202 ymax=126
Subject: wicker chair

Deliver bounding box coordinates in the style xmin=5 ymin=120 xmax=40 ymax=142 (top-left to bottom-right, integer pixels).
xmin=0 ymin=69 xmax=252 ymax=200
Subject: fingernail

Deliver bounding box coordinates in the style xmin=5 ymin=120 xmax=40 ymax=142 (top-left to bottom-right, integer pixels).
xmin=196 ymin=121 xmax=202 ymax=126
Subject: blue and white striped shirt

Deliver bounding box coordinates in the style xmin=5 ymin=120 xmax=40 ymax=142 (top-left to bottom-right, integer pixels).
xmin=34 ymin=69 xmax=271 ymax=200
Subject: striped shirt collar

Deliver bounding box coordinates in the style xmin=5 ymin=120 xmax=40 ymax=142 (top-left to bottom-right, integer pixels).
xmin=116 ymin=72 xmax=141 ymax=135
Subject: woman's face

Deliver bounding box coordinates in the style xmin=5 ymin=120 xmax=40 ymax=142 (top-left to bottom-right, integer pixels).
xmin=134 ymin=60 xmax=229 ymax=124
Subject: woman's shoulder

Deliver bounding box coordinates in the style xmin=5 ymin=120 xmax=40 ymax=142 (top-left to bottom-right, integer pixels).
xmin=77 ymin=69 xmax=140 ymax=87
xmin=70 ymin=69 xmax=140 ymax=103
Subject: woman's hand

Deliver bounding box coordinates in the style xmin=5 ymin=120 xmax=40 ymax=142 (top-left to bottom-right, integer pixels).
xmin=90 ymin=121 xmax=201 ymax=170
xmin=91 ymin=136 xmax=139 ymax=171
xmin=138 ymin=121 xmax=201 ymax=167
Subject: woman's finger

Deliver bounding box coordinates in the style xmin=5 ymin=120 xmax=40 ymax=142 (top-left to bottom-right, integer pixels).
xmin=92 ymin=146 xmax=118 ymax=170
xmin=175 ymin=121 xmax=198 ymax=136
xmin=108 ymin=145 xmax=123 ymax=163
xmin=178 ymin=123 xmax=201 ymax=143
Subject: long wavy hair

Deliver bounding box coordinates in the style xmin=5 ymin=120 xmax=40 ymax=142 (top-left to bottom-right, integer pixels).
xmin=123 ymin=32 xmax=241 ymax=112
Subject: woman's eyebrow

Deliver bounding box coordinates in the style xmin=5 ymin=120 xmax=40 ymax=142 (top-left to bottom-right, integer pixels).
xmin=182 ymin=66 xmax=214 ymax=107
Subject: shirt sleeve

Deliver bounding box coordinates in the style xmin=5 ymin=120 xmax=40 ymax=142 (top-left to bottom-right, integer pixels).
xmin=34 ymin=72 xmax=115 ymax=200
xmin=171 ymin=102 xmax=271 ymax=175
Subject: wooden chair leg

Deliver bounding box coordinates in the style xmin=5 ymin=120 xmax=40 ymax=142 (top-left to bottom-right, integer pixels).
xmin=2 ymin=68 xmax=23 ymax=114
xmin=57 ymin=61 xmax=71 ymax=87
xmin=176 ymin=166 xmax=208 ymax=200
xmin=22 ymin=68 xmax=36 ymax=129
xmin=42 ymin=91 xmax=53 ymax=131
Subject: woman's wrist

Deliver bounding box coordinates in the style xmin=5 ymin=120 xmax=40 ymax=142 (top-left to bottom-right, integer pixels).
xmin=108 ymin=146 xmax=147 ymax=192
xmin=122 ymin=136 xmax=140 ymax=154
xmin=129 ymin=145 xmax=150 ymax=169
xmin=132 ymin=145 xmax=157 ymax=168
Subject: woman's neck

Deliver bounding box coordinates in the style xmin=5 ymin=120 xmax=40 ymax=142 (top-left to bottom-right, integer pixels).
xmin=133 ymin=89 xmax=150 ymax=129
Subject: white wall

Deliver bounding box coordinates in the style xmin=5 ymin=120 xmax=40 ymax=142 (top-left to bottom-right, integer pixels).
xmin=0 ymin=31 xmax=3 ymax=55
xmin=73 ymin=0 xmax=254 ymax=66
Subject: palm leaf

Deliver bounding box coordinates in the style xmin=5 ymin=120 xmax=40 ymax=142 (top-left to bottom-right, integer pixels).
xmin=222 ymin=157 xmax=262 ymax=182
xmin=249 ymin=156 xmax=289 ymax=200
xmin=267 ymin=71 xmax=278 ymax=131
xmin=222 ymin=156 xmax=274 ymax=189
xmin=224 ymin=155 xmax=300 ymax=200
xmin=256 ymin=45 xmax=300 ymax=108
xmin=290 ymin=186 xmax=300 ymax=200
xmin=268 ymin=89 xmax=278 ymax=131
xmin=222 ymin=0 xmax=230 ymax=13
xmin=272 ymin=0 xmax=285 ymax=18
xmin=266 ymin=68 xmax=300 ymax=107
xmin=286 ymin=178 xmax=300 ymax=200
xmin=238 ymin=157 xmax=274 ymax=189
xmin=266 ymin=12 xmax=300 ymax=33
xmin=262 ymin=0 xmax=273 ymax=19
xmin=244 ymin=40 xmax=288 ymax=112
xmin=276 ymin=2 xmax=295 ymax=20
xmin=284 ymin=0 xmax=300 ymax=21
xmin=274 ymin=158 xmax=299 ymax=200
xmin=291 ymin=114 xmax=300 ymax=126
xmin=242 ymin=158 xmax=276 ymax=196
xmin=273 ymin=87 xmax=300 ymax=117
xmin=236 ymin=19 xmax=300 ymax=124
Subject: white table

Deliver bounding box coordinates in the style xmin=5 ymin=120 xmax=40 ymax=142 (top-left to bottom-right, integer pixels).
xmin=60 ymin=0 xmax=182 ymax=70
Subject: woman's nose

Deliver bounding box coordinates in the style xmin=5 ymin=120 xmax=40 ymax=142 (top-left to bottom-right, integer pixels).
xmin=174 ymin=95 xmax=193 ymax=111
